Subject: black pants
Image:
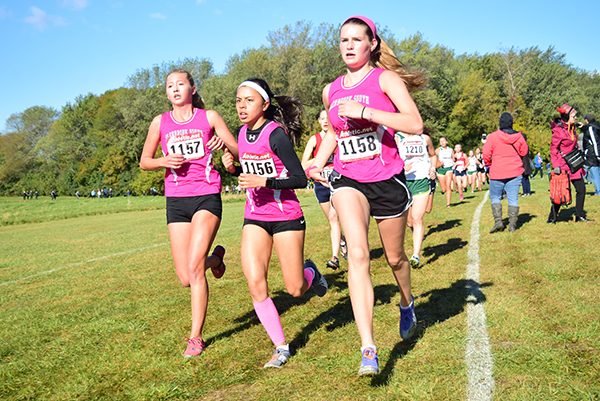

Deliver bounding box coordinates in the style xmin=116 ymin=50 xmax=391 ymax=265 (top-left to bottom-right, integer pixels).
xmin=548 ymin=178 xmax=586 ymax=220
xmin=531 ymin=166 xmax=543 ymax=178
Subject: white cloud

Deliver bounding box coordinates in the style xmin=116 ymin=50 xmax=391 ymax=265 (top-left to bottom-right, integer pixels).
xmin=196 ymin=0 xmax=206 ymax=4
xmin=0 ymin=6 xmax=11 ymax=19
xmin=62 ymin=0 xmax=89 ymax=10
xmin=24 ymin=6 xmax=67 ymax=31
xmin=150 ymin=13 xmax=166 ymax=19
xmin=214 ymin=9 xmax=222 ymax=15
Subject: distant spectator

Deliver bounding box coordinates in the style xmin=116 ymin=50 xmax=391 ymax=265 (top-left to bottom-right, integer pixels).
xmin=532 ymin=152 xmax=544 ymax=179
xmin=76 ymin=190 xmax=80 ymax=200
xmin=34 ymin=191 xmax=38 ymax=200
xmin=97 ymin=188 xmax=101 ymax=199
xmin=546 ymin=162 xmax=552 ymax=178
xmin=581 ymin=113 xmax=600 ymax=196
xmin=547 ymin=104 xmax=592 ymax=223
xmin=108 ymin=188 xmax=113 ymax=198
xmin=22 ymin=191 xmax=26 ymax=200
xmin=520 ymin=134 xmax=533 ymax=196
xmin=483 ymin=112 xmax=529 ymax=233
xmin=126 ymin=189 xmax=131 ymax=197
xmin=50 ymin=190 xmax=57 ymax=200
xmin=91 ymin=189 xmax=96 ymax=198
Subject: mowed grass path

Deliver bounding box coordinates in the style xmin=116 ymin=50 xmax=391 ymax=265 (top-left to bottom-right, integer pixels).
xmin=1 ymin=181 xmax=599 ymax=400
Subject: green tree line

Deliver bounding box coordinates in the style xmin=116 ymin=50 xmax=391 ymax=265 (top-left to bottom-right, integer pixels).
xmin=2 ymin=21 xmax=599 ymax=196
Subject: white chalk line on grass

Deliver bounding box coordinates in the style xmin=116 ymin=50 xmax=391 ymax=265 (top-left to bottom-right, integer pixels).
xmin=0 ymin=242 xmax=168 ymax=287
xmin=465 ymin=191 xmax=495 ymax=401
xmin=0 ymin=224 xmax=243 ymax=287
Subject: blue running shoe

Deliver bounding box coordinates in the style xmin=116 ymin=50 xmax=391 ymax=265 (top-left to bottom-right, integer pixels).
xmin=400 ymin=295 xmax=417 ymax=340
xmin=357 ymin=347 xmax=379 ymax=376
xmin=263 ymin=346 xmax=291 ymax=368
xmin=409 ymin=255 xmax=420 ymax=269
xmin=305 ymin=260 xmax=328 ymax=297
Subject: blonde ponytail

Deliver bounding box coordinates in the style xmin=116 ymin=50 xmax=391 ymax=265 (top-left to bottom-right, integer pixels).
xmin=371 ymin=37 xmax=427 ymax=92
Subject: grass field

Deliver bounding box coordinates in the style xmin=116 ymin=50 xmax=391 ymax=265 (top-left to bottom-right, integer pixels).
xmin=1 ymin=180 xmax=599 ymax=400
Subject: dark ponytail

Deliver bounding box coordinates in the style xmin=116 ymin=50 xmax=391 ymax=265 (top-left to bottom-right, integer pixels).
xmin=244 ymin=78 xmax=305 ymax=147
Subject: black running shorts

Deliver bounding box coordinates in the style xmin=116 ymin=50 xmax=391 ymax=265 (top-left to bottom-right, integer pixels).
xmin=329 ymin=170 xmax=413 ymax=219
xmin=166 ymin=194 xmax=223 ymax=224
xmin=243 ymin=216 xmax=306 ymax=236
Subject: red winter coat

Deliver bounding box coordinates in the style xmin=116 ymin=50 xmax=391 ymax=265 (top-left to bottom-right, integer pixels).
xmin=550 ymin=119 xmax=584 ymax=180
xmin=482 ymin=129 xmax=529 ymax=180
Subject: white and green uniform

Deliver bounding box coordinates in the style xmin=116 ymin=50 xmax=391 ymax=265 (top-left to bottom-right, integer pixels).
xmin=467 ymin=156 xmax=477 ymax=175
xmin=396 ymin=133 xmax=431 ymax=196
xmin=437 ymin=146 xmax=453 ymax=175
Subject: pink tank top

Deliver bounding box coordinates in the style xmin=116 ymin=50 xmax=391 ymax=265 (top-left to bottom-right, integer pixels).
xmin=160 ymin=108 xmax=221 ymax=197
xmin=328 ymin=68 xmax=404 ymax=183
xmin=238 ymin=121 xmax=303 ymax=221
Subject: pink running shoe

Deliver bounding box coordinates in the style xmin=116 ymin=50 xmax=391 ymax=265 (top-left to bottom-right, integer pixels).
xmin=210 ymin=245 xmax=226 ymax=279
xmin=183 ymin=337 xmax=207 ymax=358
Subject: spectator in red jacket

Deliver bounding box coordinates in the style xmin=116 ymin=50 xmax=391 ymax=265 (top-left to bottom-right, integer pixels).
xmin=483 ymin=112 xmax=529 ymax=232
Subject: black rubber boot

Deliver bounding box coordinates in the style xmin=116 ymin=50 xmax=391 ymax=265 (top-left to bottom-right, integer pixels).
xmin=508 ymin=206 xmax=519 ymax=232
xmin=489 ymin=203 xmax=504 ymax=233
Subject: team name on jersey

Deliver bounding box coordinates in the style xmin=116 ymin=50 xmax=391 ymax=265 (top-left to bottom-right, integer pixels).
xmin=165 ymin=128 xmax=203 ymax=139
xmin=339 ymin=126 xmax=375 ymax=139
xmin=330 ymin=94 xmax=371 ymax=108
xmin=241 ymin=152 xmax=272 ymax=161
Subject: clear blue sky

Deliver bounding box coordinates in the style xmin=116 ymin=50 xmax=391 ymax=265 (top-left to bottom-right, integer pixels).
xmin=1 ymin=0 xmax=597 ymax=132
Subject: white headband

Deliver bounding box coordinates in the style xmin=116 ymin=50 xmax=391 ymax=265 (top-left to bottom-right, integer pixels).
xmin=237 ymin=81 xmax=270 ymax=102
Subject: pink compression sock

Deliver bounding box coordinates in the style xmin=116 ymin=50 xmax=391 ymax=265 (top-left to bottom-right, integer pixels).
xmin=253 ymin=297 xmax=285 ymax=345
xmin=304 ymin=267 xmax=315 ymax=288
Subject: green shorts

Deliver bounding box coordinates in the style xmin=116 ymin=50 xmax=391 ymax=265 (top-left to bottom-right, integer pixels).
xmin=406 ymin=178 xmax=431 ymax=197
xmin=467 ymin=170 xmax=476 ymax=175
xmin=437 ymin=166 xmax=453 ymax=176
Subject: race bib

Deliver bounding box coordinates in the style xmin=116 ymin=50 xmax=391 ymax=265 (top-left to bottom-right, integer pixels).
xmin=241 ymin=152 xmax=278 ymax=178
xmin=167 ymin=131 xmax=205 ymax=160
xmin=321 ymin=166 xmax=334 ymax=180
xmin=403 ymin=143 xmax=425 ymax=157
xmin=337 ymin=125 xmax=382 ymax=162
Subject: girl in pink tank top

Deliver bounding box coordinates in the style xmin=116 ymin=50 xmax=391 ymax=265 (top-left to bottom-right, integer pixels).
xmin=308 ymin=16 xmax=426 ymax=376
xmin=221 ymin=79 xmax=329 ymax=369
xmin=140 ymin=70 xmax=238 ymax=358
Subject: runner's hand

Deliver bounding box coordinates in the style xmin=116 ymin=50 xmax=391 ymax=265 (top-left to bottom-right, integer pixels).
xmin=162 ymin=153 xmax=185 ymax=169
xmin=239 ymin=173 xmax=267 ymax=189
xmin=337 ymin=100 xmax=365 ymax=120
xmin=222 ymin=149 xmax=236 ymax=173
xmin=309 ymin=167 xmax=329 ymax=188
xmin=206 ymin=135 xmax=224 ymax=151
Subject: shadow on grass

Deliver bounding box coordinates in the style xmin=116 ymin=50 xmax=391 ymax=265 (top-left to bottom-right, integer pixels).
xmin=371 ymin=279 xmax=494 ymax=387
xmin=425 ymin=219 xmax=461 ymax=237
xmin=206 ymin=270 xmax=348 ymax=345
xmin=554 ymin=206 xmax=580 ymax=222
xmin=515 ymin=212 xmax=534 ymax=228
xmin=422 ymin=237 xmax=467 ymax=265
xmin=288 ymin=283 xmax=399 ymax=355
